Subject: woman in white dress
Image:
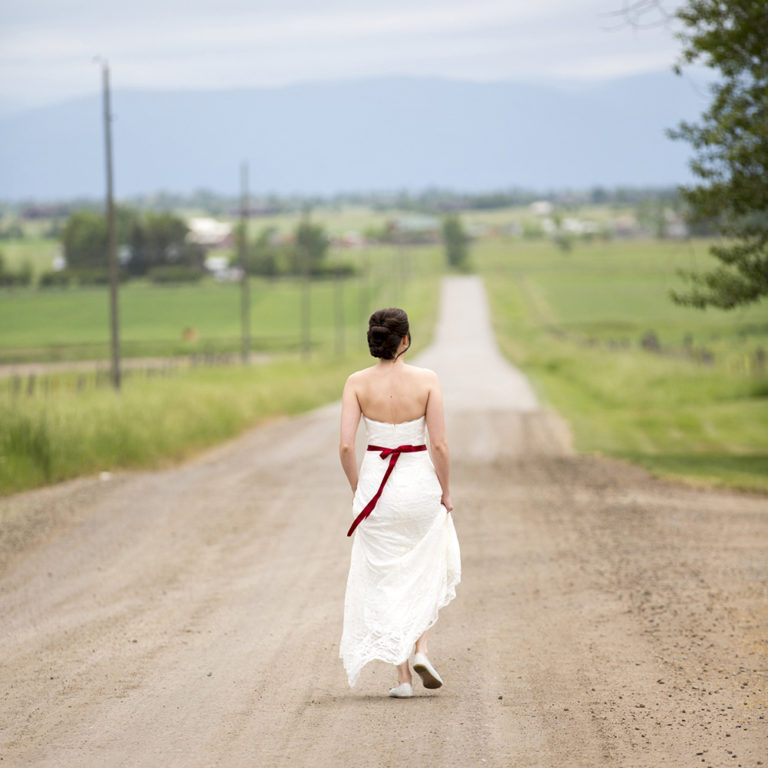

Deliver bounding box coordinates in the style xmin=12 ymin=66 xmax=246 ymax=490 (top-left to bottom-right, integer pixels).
xmin=339 ymin=307 xmax=461 ymax=698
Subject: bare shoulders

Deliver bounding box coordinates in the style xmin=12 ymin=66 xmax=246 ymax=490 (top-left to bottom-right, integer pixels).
xmin=346 ymin=365 xmax=377 ymax=384
xmin=346 ymin=362 xmax=440 ymax=423
xmin=347 ymin=363 xmax=438 ymax=383
xmin=403 ymin=364 xmax=438 ymax=380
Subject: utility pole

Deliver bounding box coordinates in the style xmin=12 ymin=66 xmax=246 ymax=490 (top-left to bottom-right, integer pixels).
xmin=334 ymin=266 xmax=345 ymax=358
xmin=239 ymin=162 xmax=250 ymax=364
xmin=358 ymin=248 xmax=370 ymax=324
xmin=392 ymin=229 xmax=401 ymax=305
xmin=99 ymin=59 xmax=120 ymax=391
xmin=300 ymin=207 xmax=311 ymax=360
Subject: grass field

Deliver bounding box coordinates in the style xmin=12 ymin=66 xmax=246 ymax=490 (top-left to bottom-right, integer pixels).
xmin=3 ymin=212 xmax=767 ymax=496
xmin=475 ymin=237 xmax=768 ymax=493
xmin=0 ymin=262 xmax=441 ymax=495
xmin=0 ymin=244 xmax=440 ymax=363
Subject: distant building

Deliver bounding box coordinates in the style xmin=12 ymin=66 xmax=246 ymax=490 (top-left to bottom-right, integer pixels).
xmin=562 ymin=218 xmax=601 ymax=236
xmin=21 ymin=204 xmax=71 ymax=219
xmin=333 ymin=231 xmax=366 ymax=248
xmin=204 ymin=255 xmax=242 ymax=282
xmin=388 ymin=215 xmax=440 ymax=244
xmin=613 ymin=214 xmax=639 ymax=238
xmin=187 ymin=217 xmax=233 ymax=249
xmin=530 ymin=201 xmax=554 ymax=216
xmin=52 ymin=247 xmax=66 ymax=272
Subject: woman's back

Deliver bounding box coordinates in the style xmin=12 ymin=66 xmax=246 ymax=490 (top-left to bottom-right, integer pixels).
xmin=349 ymin=363 xmax=438 ymax=424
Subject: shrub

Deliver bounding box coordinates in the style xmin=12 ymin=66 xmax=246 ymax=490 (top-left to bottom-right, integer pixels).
xmin=38 ymin=270 xmax=74 ymax=288
xmin=147 ymin=265 xmax=205 ymax=283
xmin=73 ymin=268 xmax=111 ymax=285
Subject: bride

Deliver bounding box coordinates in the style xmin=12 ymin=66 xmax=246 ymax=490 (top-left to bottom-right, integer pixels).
xmin=338 ymin=307 xmax=461 ymax=697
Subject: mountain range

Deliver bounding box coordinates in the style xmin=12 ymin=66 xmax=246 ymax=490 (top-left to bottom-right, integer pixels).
xmin=0 ymin=72 xmax=709 ymax=200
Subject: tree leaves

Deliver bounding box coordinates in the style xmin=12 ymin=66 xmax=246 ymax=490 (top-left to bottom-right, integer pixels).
xmin=670 ymin=0 xmax=768 ymax=308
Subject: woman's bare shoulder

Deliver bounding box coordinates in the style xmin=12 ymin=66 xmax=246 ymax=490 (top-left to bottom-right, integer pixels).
xmin=346 ymin=365 xmax=377 ymax=384
xmin=404 ymin=364 xmax=440 ymax=382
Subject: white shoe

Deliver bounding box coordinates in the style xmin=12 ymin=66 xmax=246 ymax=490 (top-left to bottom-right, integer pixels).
xmin=388 ymin=682 xmax=413 ymax=698
xmin=412 ymin=653 xmax=443 ymax=689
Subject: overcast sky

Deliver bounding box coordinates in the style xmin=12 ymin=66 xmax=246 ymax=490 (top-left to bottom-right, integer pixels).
xmin=0 ymin=0 xmax=684 ymax=114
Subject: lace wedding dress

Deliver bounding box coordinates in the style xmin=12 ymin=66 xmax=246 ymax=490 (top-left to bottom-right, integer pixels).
xmin=340 ymin=415 xmax=461 ymax=687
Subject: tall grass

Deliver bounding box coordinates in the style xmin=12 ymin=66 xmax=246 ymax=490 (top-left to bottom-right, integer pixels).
xmin=0 ymin=359 xmax=349 ymax=494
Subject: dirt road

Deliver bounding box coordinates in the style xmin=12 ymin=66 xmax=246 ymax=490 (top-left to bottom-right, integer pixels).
xmin=1 ymin=276 xmax=766 ymax=767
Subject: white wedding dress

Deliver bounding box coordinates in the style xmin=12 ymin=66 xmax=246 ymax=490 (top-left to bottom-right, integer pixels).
xmin=340 ymin=415 xmax=461 ymax=687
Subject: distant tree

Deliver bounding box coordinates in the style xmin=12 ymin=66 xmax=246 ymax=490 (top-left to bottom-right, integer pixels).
xmin=62 ymin=208 xmax=203 ymax=277
xmin=126 ymin=211 xmax=203 ymax=276
xmin=292 ymin=216 xmax=330 ymax=275
xmin=61 ymin=211 xmax=107 ymax=269
xmin=140 ymin=212 xmax=203 ymax=270
xmin=553 ymin=232 xmax=574 ymax=253
xmin=442 ymin=214 xmax=469 ymax=269
xmin=247 ymin=227 xmax=279 ymax=277
xmin=665 ymin=0 xmax=768 ymax=308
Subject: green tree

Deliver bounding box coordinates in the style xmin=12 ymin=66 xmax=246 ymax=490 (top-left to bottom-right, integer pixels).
xmin=442 ymin=214 xmax=469 ymax=269
xmin=61 ymin=208 xmax=137 ymax=271
xmin=61 ymin=210 xmax=107 ymax=269
xmin=62 ymin=208 xmax=203 ymax=278
xmin=669 ymin=0 xmax=768 ymax=308
xmin=127 ymin=212 xmax=203 ymax=276
xmin=292 ymin=217 xmax=330 ymax=275
xmin=246 ymin=226 xmax=279 ymax=276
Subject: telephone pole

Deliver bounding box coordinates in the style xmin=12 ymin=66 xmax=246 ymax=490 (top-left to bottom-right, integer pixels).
xmin=99 ymin=59 xmax=120 ymax=390
xmin=300 ymin=206 xmax=311 ymax=360
xmin=239 ymin=162 xmax=250 ymax=364
xmin=334 ymin=266 xmax=345 ymax=358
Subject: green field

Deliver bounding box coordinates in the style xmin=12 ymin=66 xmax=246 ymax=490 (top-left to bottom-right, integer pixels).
xmin=0 ymin=262 xmax=441 ymax=495
xmin=2 ymin=211 xmax=767 ymax=496
xmin=0 ymin=244 xmax=440 ymax=363
xmin=475 ymin=237 xmax=768 ymax=493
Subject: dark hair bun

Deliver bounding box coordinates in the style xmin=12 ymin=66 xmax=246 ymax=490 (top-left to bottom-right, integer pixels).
xmin=367 ymin=308 xmax=410 ymax=359
xmin=370 ymin=325 xmax=389 ymax=339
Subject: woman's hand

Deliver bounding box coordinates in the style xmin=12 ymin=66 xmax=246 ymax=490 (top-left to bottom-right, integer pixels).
xmin=441 ymin=494 xmax=454 ymax=513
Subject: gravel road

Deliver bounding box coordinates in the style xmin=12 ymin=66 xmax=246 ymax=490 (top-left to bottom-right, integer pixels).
xmin=1 ymin=276 xmax=765 ymax=767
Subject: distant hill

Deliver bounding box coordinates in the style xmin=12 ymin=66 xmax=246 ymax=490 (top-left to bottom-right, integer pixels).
xmin=0 ymin=73 xmax=708 ymax=199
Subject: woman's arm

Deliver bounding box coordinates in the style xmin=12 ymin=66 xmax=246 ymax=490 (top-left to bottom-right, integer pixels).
xmin=424 ymin=372 xmax=452 ymax=512
xmin=339 ymin=375 xmax=362 ymax=493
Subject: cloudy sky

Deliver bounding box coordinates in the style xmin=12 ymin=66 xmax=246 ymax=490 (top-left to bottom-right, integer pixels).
xmin=1 ymin=0 xmax=684 ymax=114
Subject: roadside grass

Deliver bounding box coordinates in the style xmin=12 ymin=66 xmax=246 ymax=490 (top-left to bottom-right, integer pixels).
xmin=476 ymin=237 xmax=768 ymax=494
xmin=0 ymin=358 xmax=355 ymax=495
xmin=0 ymin=256 xmax=441 ymax=496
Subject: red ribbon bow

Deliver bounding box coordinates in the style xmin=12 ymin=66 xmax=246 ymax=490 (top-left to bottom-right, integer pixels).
xmin=346 ymin=443 xmax=427 ymax=536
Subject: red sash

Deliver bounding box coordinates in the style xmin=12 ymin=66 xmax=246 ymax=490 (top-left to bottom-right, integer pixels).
xmin=346 ymin=444 xmax=428 ymax=536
